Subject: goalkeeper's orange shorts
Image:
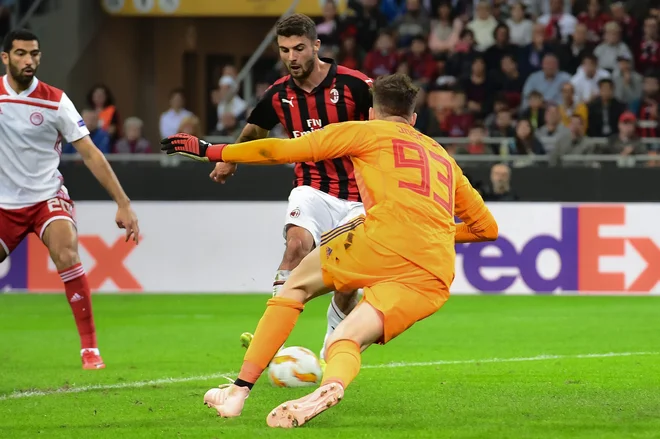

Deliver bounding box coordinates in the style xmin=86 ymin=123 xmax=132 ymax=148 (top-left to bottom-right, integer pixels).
xmin=319 ymin=215 xmax=450 ymax=344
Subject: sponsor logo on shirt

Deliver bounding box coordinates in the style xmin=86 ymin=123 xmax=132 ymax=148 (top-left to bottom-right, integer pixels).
xmin=77 ymin=119 xmax=86 ymax=127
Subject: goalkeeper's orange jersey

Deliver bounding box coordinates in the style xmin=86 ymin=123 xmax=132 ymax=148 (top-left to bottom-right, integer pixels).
xmin=220 ymin=120 xmax=497 ymax=285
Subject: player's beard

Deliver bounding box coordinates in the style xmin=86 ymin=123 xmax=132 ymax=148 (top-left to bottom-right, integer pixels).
xmin=9 ymin=62 xmax=37 ymax=87
xmin=288 ymin=52 xmax=316 ymax=81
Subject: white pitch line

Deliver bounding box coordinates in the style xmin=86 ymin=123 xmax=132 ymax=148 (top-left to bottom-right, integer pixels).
xmin=1 ymin=351 xmax=656 ymax=401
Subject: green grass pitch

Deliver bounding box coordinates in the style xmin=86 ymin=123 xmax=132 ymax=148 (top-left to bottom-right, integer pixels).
xmin=0 ymin=294 xmax=659 ymax=439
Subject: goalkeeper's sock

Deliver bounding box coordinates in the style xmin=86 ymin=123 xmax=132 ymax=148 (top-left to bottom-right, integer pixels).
xmin=321 ymin=339 xmax=361 ymax=390
xmin=236 ymin=296 xmax=304 ymax=386
xmin=272 ymin=270 xmax=291 ymax=296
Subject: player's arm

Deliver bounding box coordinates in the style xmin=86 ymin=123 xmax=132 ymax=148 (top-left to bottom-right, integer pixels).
xmin=57 ymin=94 xmax=139 ymax=243
xmin=162 ymin=122 xmax=369 ymax=165
xmin=453 ymin=164 xmax=498 ymax=243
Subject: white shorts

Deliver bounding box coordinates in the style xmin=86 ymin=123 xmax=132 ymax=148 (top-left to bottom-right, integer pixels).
xmin=283 ymin=186 xmax=365 ymax=246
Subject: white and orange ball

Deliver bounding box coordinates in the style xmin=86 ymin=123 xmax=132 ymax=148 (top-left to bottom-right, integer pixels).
xmin=267 ymin=346 xmax=323 ymax=388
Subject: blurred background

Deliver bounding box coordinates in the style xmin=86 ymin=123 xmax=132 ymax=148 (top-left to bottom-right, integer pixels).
xmin=4 ymin=0 xmax=660 ymax=202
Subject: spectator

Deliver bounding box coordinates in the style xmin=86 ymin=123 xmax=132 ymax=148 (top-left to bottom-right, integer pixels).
xmin=529 ymin=0 xmax=572 ymax=18
xmin=559 ymin=23 xmax=593 ymax=74
xmin=391 ymin=0 xmax=431 ymax=48
xmin=537 ymin=0 xmax=577 ymax=44
xmin=316 ymin=0 xmax=341 ymax=48
xmin=216 ymin=75 xmax=247 ymax=132
xmin=467 ymin=1 xmax=498 ymax=51
xmin=637 ymin=17 xmax=660 ymax=74
xmin=550 ymin=114 xmax=594 ymax=166
xmin=444 ymin=89 xmax=475 ymax=137
xmin=481 ymin=163 xmax=519 ymax=201
xmin=62 ymin=109 xmax=111 ymax=155
xmin=520 ymin=90 xmax=546 ymax=130
xmin=536 ymin=104 xmax=572 ymax=154
xmin=586 ymin=78 xmax=627 ymax=137
xmin=114 ymin=117 xmax=151 ymax=154
xmin=559 ymin=82 xmax=589 ymax=128
xmin=159 ymin=88 xmax=193 ymax=139
xmin=222 ymin=65 xmax=238 ymax=79
xmin=601 ymin=112 xmax=646 ymax=163
xmin=364 ymin=31 xmax=399 ymax=78
xmin=570 ymin=54 xmax=611 ymax=103
xmin=217 ymin=112 xmax=244 ymax=138
xmin=522 ymin=53 xmax=571 ymax=107
xmin=484 ymin=95 xmax=509 ymax=127
xmin=177 ymin=115 xmax=201 ymax=136
xmin=505 ymin=118 xmax=545 ymax=156
xmin=413 ymin=85 xmax=431 ymax=133
xmin=87 ymin=84 xmax=120 ymax=144
xmin=494 ymin=54 xmax=524 ymax=111
xmin=460 ymin=56 xmax=491 ymax=116
xmin=484 ymin=24 xmax=518 ymax=73
xmin=594 ymin=21 xmax=633 ymax=72
xmin=638 ymin=73 xmax=659 ymax=140
xmin=345 ymin=0 xmax=388 ymax=52
xmin=518 ymin=24 xmax=554 ymax=78
xmin=609 ymin=1 xmax=636 ymax=46
xmin=490 ymin=107 xmax=516 ymax=138
xmin=337 ymin=34 xmax=364 ymax=70
xmin=458 ymin=122 xmax=492 ymax=154
xmin=447 ymin=29 xmax=479 ymax=77
xmin=428 ymin=1 xmax=463 ymax=54
xmin=400 ymin=35 xmax=436 ymax=84
xmin=577 ymin=0 xmax=610 ymax=44
xmin=506 ymin=2 xmax=533 ymax=46
xmin=612 ymin=55 xmax=644 ymax=109
xmin=432 ymin=53 xmax=455 ymax=86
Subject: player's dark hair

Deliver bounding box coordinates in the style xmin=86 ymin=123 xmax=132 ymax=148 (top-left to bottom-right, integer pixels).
xmin=276 ymin=13 xmax=318 ymax=41
xmin=2 ymin=29 xmax=39 ymax=53
xmin=372 ymin=74 xmax=419 ymax=119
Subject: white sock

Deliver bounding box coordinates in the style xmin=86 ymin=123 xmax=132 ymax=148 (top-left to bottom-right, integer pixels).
xmin=80 ymin=348 xmax=99 ymax=355
xmin=320 ymin=295 xmax=346 ymax=360
xmin=272 ymin=269 xmax=291 ymax=296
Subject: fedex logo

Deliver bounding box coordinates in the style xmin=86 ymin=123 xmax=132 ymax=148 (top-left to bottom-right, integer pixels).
xmin=0 ymin=234 xmax=142 ymax=292
xmin=455 ymin=205 xmax=660 ymax=294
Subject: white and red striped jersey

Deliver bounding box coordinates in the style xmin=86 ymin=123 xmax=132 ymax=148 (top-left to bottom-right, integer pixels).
xmin=0 ymin=75 xmax=89 ymax=209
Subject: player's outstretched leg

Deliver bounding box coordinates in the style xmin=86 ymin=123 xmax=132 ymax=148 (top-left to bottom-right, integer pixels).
xmin=267 ymin=300 xmax=384 ymax=428
xmin=206 ymin=246 xmax=330 ymax=418
xmin=240 ymin=225 xmax=314 ymax=350
xmin=42 ymin=219 xmax=104 ymax=370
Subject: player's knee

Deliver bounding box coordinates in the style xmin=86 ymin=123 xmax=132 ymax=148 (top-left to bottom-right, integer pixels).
xmin=51 ymin=247 xmax=80 ymax=270
xmin=283 ymin=236 xmax=313 ymax=266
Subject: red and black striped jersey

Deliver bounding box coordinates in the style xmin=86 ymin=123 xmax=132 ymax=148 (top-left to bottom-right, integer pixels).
xmin=247 ymin=58 xmax=373 ymax=202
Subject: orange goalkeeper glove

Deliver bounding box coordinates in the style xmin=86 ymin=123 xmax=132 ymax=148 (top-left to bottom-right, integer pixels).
xmin=160 ymin=133 xmax=227 ymax=162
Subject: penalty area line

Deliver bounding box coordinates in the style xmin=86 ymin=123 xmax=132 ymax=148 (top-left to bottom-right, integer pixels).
xmin=1 ymin=351 xmax=657 ymax=401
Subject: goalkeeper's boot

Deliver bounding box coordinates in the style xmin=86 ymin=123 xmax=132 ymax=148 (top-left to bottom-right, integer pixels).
xmin=266 ymin=382 xmax=344 ymax=428
xmin=204 ymin=384 xmax=250 ymax=418
xmin=81 ymin=349 xmax=105 ymax=370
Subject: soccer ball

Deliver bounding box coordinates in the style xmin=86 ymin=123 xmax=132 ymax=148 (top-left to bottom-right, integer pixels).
xmin=268 ymin=346 xmax=323 ymax=388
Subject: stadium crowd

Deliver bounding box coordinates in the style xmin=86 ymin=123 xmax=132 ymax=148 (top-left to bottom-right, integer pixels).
xmin=62 ymin=0 xmax=659 ymax=165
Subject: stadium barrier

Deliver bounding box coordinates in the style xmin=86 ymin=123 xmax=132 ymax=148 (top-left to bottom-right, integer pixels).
xmin=1 ymin=202 xmax=658 ymax=295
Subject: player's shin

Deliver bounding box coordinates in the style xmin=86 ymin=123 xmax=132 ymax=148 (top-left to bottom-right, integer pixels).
xmin=321 ymin=339 xmax=362 ymax=390
xmin=59 ymin=263 xmax=97 ymax=350
xmin=235 ymin=296 xmax=304 ymax=389
xmin=320 ymin=295 xmax=347 ymax=360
